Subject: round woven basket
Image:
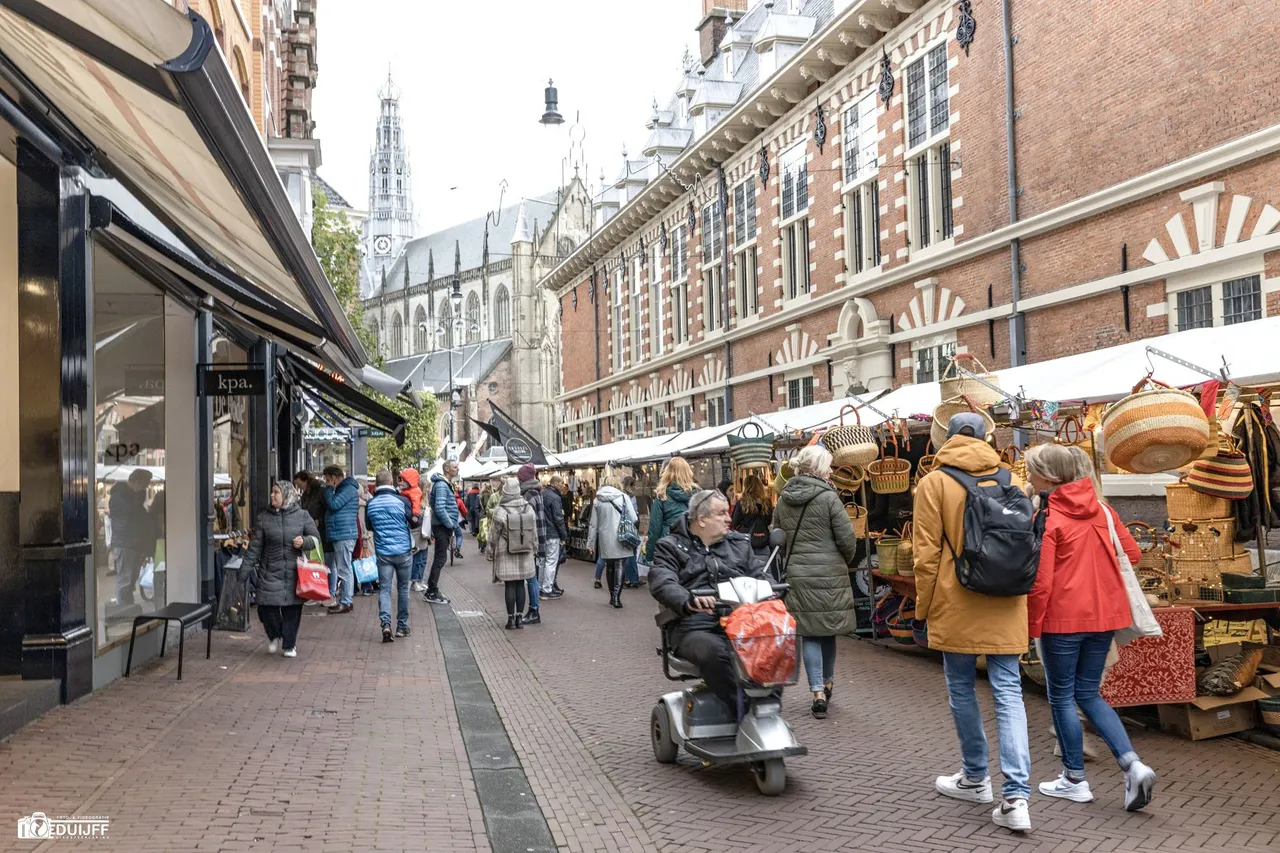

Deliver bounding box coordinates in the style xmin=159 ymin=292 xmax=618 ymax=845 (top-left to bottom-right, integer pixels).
xmin=939 ymin=354 xmax=1003 ymax=407
xmin=1259 ymin=696 xmax=1280 ymax=736
xmin=1102 ymin=379 xmax=1210 ymax=473
xmin=844 ymin=503 xmax=868 ymax=537
xmin=868 ymin=425 xmax=911 ymax=495
xmin=831 ymin=465 xmax=866 ymax=494
xmin=823 ymin=405 xmax=880 ymax=468
xmin=875 ymin=536 xmax=901 ymax=575
xmin=931 ymin=398 xmax=995 ymax=449
xmin=1166 ymin=482 xmax=1231 ymax=520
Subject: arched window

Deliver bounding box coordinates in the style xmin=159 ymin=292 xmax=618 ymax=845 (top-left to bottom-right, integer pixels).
xmin=438 ymin=302 xmax=453 ymax=350
xmin=493 ymin=286 xmax=511 ymax=338
xmin=389 ymin=311 xmax=404 ymax=359
xmin=466 ymin=293 xmax=481 ymax=344
xmin=413 ymin=305 xmax=428 ymax=353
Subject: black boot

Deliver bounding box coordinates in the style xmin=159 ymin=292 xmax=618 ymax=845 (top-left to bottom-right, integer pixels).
xmin=505 ymin=614 xmax=517 ymax=630
xmin=513 ymin=613 xmax=523 ymax=629
xmin=606 ymin=563 xmax=623 ymax=608
xmin=523 ymin=608 xmax=541 ymax=625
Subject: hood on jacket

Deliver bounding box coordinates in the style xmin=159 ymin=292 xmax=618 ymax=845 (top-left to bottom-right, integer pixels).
xmin=596 ymin=485 xmax=624 ymax=502
xmin=778 ymin=474 xmax=833 ymax=505
xmin=660 ymin=484 xmax=691 ymax=505
xmin=520 ymin=478 xmax=542 ymax=495
xmin=499 ymin=491 xmax=528 ymax=508
xmin=400 ymin=469 xmax=421 ymax=490
xmin=1048 ymin=478 xmax=1102 ymax=519
xmin=373 ymin=484 xmax=401 ymax=496
xmin=933 ymin=435 xmax=1002 ymax=475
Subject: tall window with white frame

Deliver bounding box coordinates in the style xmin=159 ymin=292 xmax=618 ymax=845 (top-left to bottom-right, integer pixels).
xmin=786 ymin=375 xmax=814 ymax=409
xmin=914 ymin=336 xmax=957 ymax=383
xmin=1174 ymin=274 xmax=1264 ymax=331
xmin=780 ymin=144 xmax=810 ymax=299
xmin=612 ymin=268 xmax=624 ymax=372
xmin=843 ymin=92 xmax=882 ymax=274
xmin=671 ymin=224 xmax=690 ymax=345
xmin=706 ymin=394 xmax=726 ymax=427
xmin=675 ymin=401 xmax=694 ymax=431
xmin=905 ymin=43 xmax=953 ymax=252
xmin=650 ymin=243 xmax=663 ymax=357
xmin=631 ymin=255 xmax=643 ymax=364
xmin=702 ymin=200 xmax=724 ymax=333
xmin=733 ymin=176 xmax=759 ymax=321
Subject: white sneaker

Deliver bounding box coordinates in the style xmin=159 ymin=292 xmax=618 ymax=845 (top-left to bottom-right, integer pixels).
xmin=935 ymin=772 xmax=993 ymax=803
xmin=1038 ymin=774 xmax=1094 ymax=803
xmin=1124 ymin=761 xmax=1157 ymax=812
xmin=992 ymin=798 xmax=1031 ymax=832
xmin=266 ymin=639 xmax=280 ymax=655
xmin=282 ymin=647 xmax=298 ymax=658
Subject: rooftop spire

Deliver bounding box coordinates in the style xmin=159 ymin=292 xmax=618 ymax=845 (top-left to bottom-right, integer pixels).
xmin=512 ymin=201 xmax=532 ymax=244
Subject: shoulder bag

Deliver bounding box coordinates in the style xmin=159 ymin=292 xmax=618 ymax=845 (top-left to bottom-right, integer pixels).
xmin=1102 ymin=506 xmax=1163 ymax=645
xmin=612 ymin=498 xmax=642 ymax=549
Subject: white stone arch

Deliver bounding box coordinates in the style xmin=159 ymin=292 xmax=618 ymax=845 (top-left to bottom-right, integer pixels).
xmin=837 ymin=296 xmax=881 ymax=343
xmin=832 ymin=296 xmax=892 ymax=394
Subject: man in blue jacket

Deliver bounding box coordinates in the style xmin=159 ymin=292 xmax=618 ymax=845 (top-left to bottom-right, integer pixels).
xmin=365 ymin=470 xmax=416 ymax=643
xmin=322 ymin=465 xmax=360 ymax=614
xmin=424 ymin=460 xmax=461 ymax=605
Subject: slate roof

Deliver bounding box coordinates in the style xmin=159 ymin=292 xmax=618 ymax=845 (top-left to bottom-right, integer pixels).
xmin=312 ymin=173 xmax=354 ymax=209
xmin=381 ymin=340 xmax=513 ymax=391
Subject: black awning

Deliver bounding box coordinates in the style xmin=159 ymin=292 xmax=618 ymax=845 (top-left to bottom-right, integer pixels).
xmin=285 ymin=356 xmax=406 ymax=445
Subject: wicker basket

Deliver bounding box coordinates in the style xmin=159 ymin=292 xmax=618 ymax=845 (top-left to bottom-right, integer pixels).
xmin=1219 ymin=552 xmax=1254 ymax=575
xmin=896 ymin=522 xmax=915 ymax=576
xmin=1102 ymin=377 xmax=1210 ymax=473
xmin=914 ymin=440 xmax=937 ymax=484
xmin=1166 ymin=521 xmax=1229 ymax=562
xmin=939 ymin=354 xmax=1003 ymax=407
xmin=822 ymin=405 xmax=880 ymax=468
xmin=1126 ymin=522 xmax=1167 ymax=572
xmin=844 ymin=503 xmax=868 ymax=537
xmin=831 ymin=465 xmax=866 ymax=495
xmin=999 ymin=445 xmax=1027 ymax=481
xmin=886 ymin=597 xmax=917 ymax=644
xmin=868 ymin=425 xmax=911 ymax=495
xmin=931 ymin=397 xmax=995 ymax=449
xmin=1259 ymin=696 xmax=1280 ymax=736
xmin=876 ymin=536 xmax=901 ymax=575
xmin=1165 ymin=481 xmax=1231 ymax=521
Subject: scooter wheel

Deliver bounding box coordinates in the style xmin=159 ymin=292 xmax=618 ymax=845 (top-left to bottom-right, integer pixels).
xmin=752 ymin=758 xmax=786 ymax=796
xmin=651 ymin=703 xmax=679 ymax=764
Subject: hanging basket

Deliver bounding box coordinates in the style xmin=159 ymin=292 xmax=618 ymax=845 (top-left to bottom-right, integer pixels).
xmin=915 ymin=440 xmax=937 ymax=484
xmin=939 ymin=353 xmax=1003 ymax=407
xmin=844 ymin=503 xmax=868 ymax=537
xmin=1186 ymin=441 xmax=1253 ymax=501
xmin=727 ymin=421 xmax=776 ymax=471
xmin=886 ymin=597 xmax=917 ymax=644
xmin=896 ymin=522 xmax=915 ymax=576
xmin=821 ymin=405 xmax=880 ymax=467
xmin=772 ymin=461 xmax=795 ymax=496
xmin=867 ymin=424 xmax=911 ymax=494
xmin=1166 ymin=481 xmax=1231 ymax=520
xmin=831 ymin=465 xmax=866 ymax=494
xmin=931 ymin=396 xmax=995 ymax=449
xmin=999 ymin=445 xmax=1027 ymax=482
xmin=1101 ymin=377 xmax=1210 ymax=473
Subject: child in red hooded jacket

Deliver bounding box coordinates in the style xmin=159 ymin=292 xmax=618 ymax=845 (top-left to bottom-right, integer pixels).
xmin=1024 ymin=444 xmax=1156 ymax=814
xmin=399 ymin=469 xmax=428 ymax=590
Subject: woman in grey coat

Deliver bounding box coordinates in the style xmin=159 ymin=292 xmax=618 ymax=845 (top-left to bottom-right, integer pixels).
xmin=242 ymin=480 xmax=321 ymax=657
xmin=772 ymin=445 xmax=859 ymax=719
xmin=587 ymin=475 xmax=636 ymax=610
xmin=488 ymin=478 xmax=537 ymax=629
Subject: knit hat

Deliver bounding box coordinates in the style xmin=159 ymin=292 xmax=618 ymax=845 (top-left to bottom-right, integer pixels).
xmin=517 ymin=463 xmax=537 ymax=483
xmin=946 ymin=412 xmax=989 ymax=440
xmin=501 ymin=477 xmax=520 ymax=498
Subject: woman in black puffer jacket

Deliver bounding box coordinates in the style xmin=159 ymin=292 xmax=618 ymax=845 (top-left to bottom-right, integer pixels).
xmin=243 ymin=480 xmax=321 ymax=658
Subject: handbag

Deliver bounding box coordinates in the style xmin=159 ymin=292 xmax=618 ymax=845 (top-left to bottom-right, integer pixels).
xmin=1102 ymin=506 xmax=1163 ymax=645
xmin=296 ymin=543 xmax=331 ymax=601
xmin=353 ymin=555 xmax=379 ymax=585
xmin=727 ymin=422 xmax=776 ymax=470
xmin=612 ymin=498 xmax=642 ymax=549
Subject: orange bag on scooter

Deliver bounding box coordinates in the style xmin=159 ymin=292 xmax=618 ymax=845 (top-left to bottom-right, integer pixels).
xmin=723 ymin=600 xmax=799 ymax=687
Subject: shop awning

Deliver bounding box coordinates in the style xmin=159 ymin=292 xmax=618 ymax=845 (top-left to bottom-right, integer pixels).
xmin=0 ymin=0 xmax=368 ymax=372
xmin=284 ymin=356 xmax=406 ymax=445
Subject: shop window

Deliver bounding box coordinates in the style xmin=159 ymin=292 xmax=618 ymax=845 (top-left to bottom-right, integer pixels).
xmin=787 ymin=376 xmax=814 ymax=409
xmin=905 ymin=43 xmax=953 ymax=252
xmin=94 ymin=250 xmax=168 ymax=650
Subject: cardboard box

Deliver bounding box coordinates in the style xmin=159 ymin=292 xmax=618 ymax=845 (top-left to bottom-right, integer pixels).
xmin=1257 ymin=666 xmax=1280 ymax=697
xmin=1158 ymin=687 xmax=1267 ymax=740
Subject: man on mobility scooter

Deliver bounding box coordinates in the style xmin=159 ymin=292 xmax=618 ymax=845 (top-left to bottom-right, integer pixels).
xmin=648 ymin=489 xmax=806 ymax=795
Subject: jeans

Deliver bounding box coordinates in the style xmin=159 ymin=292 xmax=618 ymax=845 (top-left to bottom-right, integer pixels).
xmin=527 ymin=554 xmax=544 ymax=611
xmin=325 ymin=548 xmax=337 ymax=599
xmin=454 ymin=527 xmax=464 ymax=551
xmin=377 ymin=551 xmax=413 ymax=632
xmin=542 ymin=539 xmax=562 ymax=593
xmin=429 ymin=524 xmax=451 ymax=596
xmin=259 ymin=604 xmax=302 ymax=649
xmin=624 ymin=555 xmax=639 ymax=585
xmin=802 ymin=636 xmax=836 ymax=693
xmin=594 ymin=557 xmax=604 ymax=580
xmin=941 ymin=652 xmax=1031 ymax=801
xmin=327 ymin=539 xmax=355 ymax=606
xmin=410 ymin=549 xmax=428 ymax=583
xmin=1040 ymin=632 xmax=1138 ymax=776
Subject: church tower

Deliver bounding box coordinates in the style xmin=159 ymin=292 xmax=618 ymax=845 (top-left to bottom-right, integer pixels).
xmin=360 ymin=73 xmax=415 ymax=297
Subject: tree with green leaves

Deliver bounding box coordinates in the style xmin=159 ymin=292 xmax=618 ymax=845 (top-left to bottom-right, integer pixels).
xmin=312 ymin=187 xmax=439 ymax=471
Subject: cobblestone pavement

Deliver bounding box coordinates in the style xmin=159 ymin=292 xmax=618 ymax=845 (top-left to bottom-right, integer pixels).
xmin=445 ymin=553 xmax=1280 ymax=853
xmin=2 ymin=547 xmax=1279 ymax=853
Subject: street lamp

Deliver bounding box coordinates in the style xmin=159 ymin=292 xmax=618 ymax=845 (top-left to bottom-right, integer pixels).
xmin=540 ymin=79 xmax=564 ymax=126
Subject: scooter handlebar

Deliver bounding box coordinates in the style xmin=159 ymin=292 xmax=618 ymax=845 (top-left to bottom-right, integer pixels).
xmin=689 ymin=581 xmax=790 ymax=598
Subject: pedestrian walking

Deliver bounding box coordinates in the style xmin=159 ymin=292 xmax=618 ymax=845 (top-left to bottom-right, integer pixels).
xmin=356 ymin=477 xmax=378 ymax=596
xmin=587 ymin=474 xmax=636 ymax=609
xmin=108 ymin=468 xmax=152 ymax=610
xmin=641 ymin=457 xmax=696 ymax=567
xmin=485 ymin=478 xmax=503 ymax=581
xmin=465 ymin=484 xmax=482 ymax=536
xmin=488 ymin=477 xmax=539 ymax=629
xmin=365 ymin=470 xmax=416 ymax=642
xmin=542 ymin=474 xmax=570 ymax=598
xmin=243 ymin=480 xmax=321 ymax=658
xmin=731 ymin=471 xmax=774 ymax=557
xmin=424 ymin=461 xmax=460 ymax=605
xmin=453 ymin=488 xmax=468 ymax=557
xmin=620 ymin=477 xmax=642 ymax=586
xmin=477 ymin=483 xmax=493 ymax=555
xmin=1024 ymin=444 xmax=1158 ymax=812
xmin=398 ymin=468 xmax=430 ymax=593
xmin=294 ymin=470 xmax=333 ymax=605
xmin=913 ymin=413 xmax=1035 ymax=833
xmin=322 ymin=465 xmax=359 ymax=614
xmin=517 ymin=463 xmax=548 ymax=624
xmin=773 ymin=445 xmax=859 ymax=719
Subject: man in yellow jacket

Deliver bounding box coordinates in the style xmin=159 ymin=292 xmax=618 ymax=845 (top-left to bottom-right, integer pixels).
xmin=913 ymin=413 xmax=1032 ymax=833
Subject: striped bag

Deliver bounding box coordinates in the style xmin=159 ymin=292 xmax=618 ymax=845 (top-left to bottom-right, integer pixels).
xmin=1186 ymin=444 xmax=1253 ymax=500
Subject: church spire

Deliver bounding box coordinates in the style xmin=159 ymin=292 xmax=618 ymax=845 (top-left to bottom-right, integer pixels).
xmin=454 ymin=240 xmax=461 ymax=278
xmin=512 ymin=201 xmax=532 ymax=244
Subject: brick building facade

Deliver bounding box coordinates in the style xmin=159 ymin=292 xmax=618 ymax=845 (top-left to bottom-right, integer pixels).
xmin=545 ymin=0 xmax=1280 ymax=452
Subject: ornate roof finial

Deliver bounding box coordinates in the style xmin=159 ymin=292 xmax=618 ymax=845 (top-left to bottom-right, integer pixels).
xmin=512 ymin=202 xmax=532 ymax=244
xmin=427 ymin=248 xmax=434 ymax=282
xmin=454 ymin=240 xmax=461 ymax=276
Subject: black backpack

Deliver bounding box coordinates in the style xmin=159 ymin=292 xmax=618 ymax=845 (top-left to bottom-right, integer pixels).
xmin=938 ymin=466 xmax=1044 ymax=596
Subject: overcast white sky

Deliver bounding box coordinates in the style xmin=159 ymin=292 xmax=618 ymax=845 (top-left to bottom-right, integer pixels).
xmin=312 ymin=0 xmax=697 ymax=234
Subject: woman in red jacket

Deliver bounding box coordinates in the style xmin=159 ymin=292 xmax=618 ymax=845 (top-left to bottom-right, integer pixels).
xmin=1025 ymin=444 xmax=1157 ymax=813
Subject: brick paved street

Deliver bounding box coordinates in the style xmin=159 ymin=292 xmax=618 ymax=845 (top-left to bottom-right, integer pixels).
xmin=2 ymin=547 xmax=1279 ymax=852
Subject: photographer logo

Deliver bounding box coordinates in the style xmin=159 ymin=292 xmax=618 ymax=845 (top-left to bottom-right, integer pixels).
xmin=18 ymin=812 xmax=109 ymax=840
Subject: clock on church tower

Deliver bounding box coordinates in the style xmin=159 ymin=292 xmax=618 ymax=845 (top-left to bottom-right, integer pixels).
xmin=373 ymin=235 xmax=392 ymax=255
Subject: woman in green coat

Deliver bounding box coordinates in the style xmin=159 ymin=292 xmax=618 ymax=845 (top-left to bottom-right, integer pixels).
xmin=773 ymin=445 xmax=859 ymax=719
xmin=642 ymin=457 xmax=697 ymax=565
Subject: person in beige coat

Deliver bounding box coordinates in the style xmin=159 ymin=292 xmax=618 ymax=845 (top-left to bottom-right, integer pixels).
xmin=488 ymin=478 xmax=538 ymax=629
xmin=913 ymin=413 xmax=1033 ymax=833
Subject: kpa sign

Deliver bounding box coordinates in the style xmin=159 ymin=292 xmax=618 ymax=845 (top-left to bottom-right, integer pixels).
xmin=199 ymin=366 xmax=266 ymax=397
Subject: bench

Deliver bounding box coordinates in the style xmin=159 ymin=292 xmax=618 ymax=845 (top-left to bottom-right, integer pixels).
xmin=124 ymin=602 xmax=213 ymax=681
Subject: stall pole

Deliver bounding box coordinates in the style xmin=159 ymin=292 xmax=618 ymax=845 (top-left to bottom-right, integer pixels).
xmin=1242 ymin=407 xmax=1268 ymax=580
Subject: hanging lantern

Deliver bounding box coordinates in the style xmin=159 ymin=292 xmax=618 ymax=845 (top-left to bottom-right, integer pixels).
xmin=877 ymin=48 xmax=895 ymax=104
xmin=814 ymin=100 xmax=827 ymax=153
xmin=956 ymin=1 xmax=977 ymax=56
xmin=759 ymin=142 xmax=770 ymax=185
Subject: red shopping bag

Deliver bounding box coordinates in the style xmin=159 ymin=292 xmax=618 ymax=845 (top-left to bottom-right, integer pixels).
xmin=296 ymin=548 xmax=331 ymax=601
xmin=723 ymin=599 xmax=798 ymax=686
